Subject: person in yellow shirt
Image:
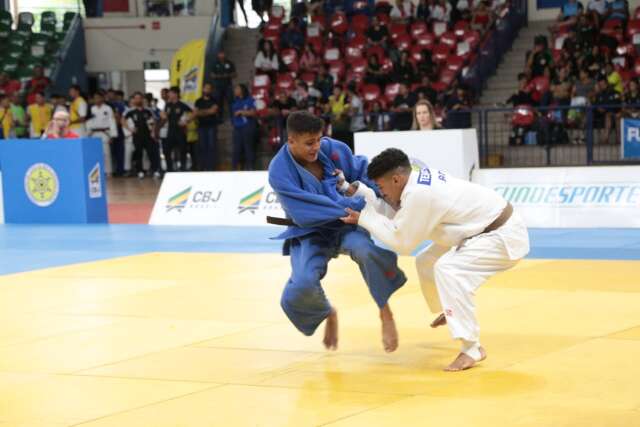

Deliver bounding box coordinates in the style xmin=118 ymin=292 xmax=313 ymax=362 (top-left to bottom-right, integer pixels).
xmin=606 ymin=62 xmax=624 ymax=94
xmin=0 ymin=94 xmax=13 ymax=139
xmin=68 ymin=84 xmax=87 ymax=136
xmin=27 ymin=92 xmax=53 ymax=138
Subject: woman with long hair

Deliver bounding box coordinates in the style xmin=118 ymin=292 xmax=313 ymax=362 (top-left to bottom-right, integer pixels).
xmin=254 ymin=39 xmax=280 ymax=81
xmin=231 ymin=84 xmax=258 ymax=170
xmin=411 ymin=100 xmax=440 ymax=130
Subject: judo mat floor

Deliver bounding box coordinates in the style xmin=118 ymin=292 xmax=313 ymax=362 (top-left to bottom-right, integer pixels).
xmin=1 ymin=225 xmax=640 ymax=426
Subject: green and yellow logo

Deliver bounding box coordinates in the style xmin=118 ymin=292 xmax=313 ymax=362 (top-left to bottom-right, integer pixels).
xmin=238 ymin=187 xmax=263 ymax=214
xmin=166 ymin=186 xmax=191 ymax=212
xmin=24 ymin=163 xmax=59 ymax=207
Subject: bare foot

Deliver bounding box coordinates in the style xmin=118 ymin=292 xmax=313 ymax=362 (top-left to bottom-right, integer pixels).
xmin=380 ymin=304 xmax=398 ymax=353
xmin=444 ymin=347 xmax=486 ymax=372
xmin=323 ymin=308 xmax=338 ymax=351
xmin=430 ymin=313 xmax=447 ymax=328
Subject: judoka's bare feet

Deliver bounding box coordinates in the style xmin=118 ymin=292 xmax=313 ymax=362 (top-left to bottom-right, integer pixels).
xmin=323 ymin=308 xmax=338 ymax=351
xmin=430 ymin=313 xmax=447 ymax=328
xmin=380 ymin=304 xmax=398 ymax=353
xmin=444 ymin=347 xmax=486 ymax=372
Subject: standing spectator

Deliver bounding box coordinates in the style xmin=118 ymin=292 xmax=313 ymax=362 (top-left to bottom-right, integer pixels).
xmin=194 ymin=82 xmax=220 ymax=171
xmin=44 ymin=110 xmax=79 ymax=139
xmin=87 ymin=90 xmax=118 ymax=176
xmin=254 ymin=40 xmax=280 ymax=81
xmin=161 ymin=87 xmax=192 ymax=172
xmin=593 ymin=77 xmax=621 ymax=143
xmin=391 ymin=84 xmax=416 ymax=130
xmin=51 ymin=93 xmax=68 ymax=114
xmin=347 ymin=83 xmax=367 ymax=150
xmin=26 ymin=92 xmax=53 ymax=138
xmin=326 ymin=85 xmax=351 ymax=142
xmin=0 ymin=95 xmax=13 ymax=138
xmin=366 ymin=101 xmax=392 ymax=131
xmin=210 ymin=50 xmax=236 ymax=119
xmin=68 ymin=85 xmax=88 ymax=137
xmin=270 ymin=90 xmax=297 ymax=149
xmin=9 ymin=93 xmax=27 ymax=138
xmin=231 ymin=84 xmax=258 ymax=170
xmin=123 ymin=92 xmax=161 ymax=178
xmin=25 ymin=66 xmax=51 ymax=105
xmin=412 ymin=99 xmax=441 ymax=130
xmin=605 ymin=62 xmax=624 ymax=95
xmin=106 ymin=89 xmax=126 ymax=177
xmin=0 ymin=72 xmax=21 ymax=97
xmin=185 ymin=119 xmax=199 ymax=171
xmin=444 ymin=85 xmax=473 ymax=129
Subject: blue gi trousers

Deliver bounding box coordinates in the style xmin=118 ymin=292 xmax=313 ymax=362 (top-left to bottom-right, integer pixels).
xmin=281 ymin=228 xmax=406 ymax=336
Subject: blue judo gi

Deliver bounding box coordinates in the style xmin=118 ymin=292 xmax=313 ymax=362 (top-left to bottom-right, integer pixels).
xmin=268 ymin=137 xmax=407 ymax=336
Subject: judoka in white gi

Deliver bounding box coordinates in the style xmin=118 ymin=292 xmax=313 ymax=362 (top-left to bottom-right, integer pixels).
xmin=87 ymin=91 xmax=117 ymax=175
xmin=341 ymin=148 xmax=530 ymax=371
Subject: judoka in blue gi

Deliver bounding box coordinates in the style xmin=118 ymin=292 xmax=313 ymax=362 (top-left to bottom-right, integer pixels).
xmin=268 ymin=111 xmax=407 ymax=351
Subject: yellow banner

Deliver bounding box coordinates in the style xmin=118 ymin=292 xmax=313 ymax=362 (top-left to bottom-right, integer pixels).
xmin=170 ymin=39 xmax=206 ymax=107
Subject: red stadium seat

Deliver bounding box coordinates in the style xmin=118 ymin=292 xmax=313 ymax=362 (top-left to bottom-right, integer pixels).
xmin=346 ymin=70 xmax=365 ymax=86
xmin=440 ymin=31 xmax=457 ymax=47
xmin=280 ymin=48 xmax=299 ymax=72
xmin=251 ymin=86 xmax=270 ymax=100
xmin=415 ymin=32 xmax=435 ymax=49
xmin=385 ymin=82 xmax=401 ymax=102
xmin=410 ymin=21 xmax=428 ymax=39
xmin=263 ymin=21 xmax=281 ymax=33
xmin=349 ymin=57 xmax=368 ymax=74
xmin=367 ymin=44 xmax=386 ymax=62
xmin=463 ymin=30 xmax=481 ymax=49
xmin=330 ymin=12 xmax=349 ymax=34
xmin=601 ymin=27 xmax=624 ymax=43
xmin=346 ymin=43 xmax=364 ymax=61
xmin=380 ymin=57 xmax=394 ymax=73
xmin=324 ymin=47 xmax=341 ymax=62
xmin=628 ymin=20 xmax=640 ymax=38
xmin=349 ymin=33 xmax=368 ymax=50
xmin=446 ymin=55 xmax=465 ymax=72
xmin=454 ymin=20 xmax=469 ymax=38
xmin=410 ymin=45 xmax=423 ymax=63
xmin=431 ymin=81 xmax=448 ymax=92
xmin=389 ymin=22 xmax=408 ymax=41
xmin=526 ymin=76 xmax=550 ymax=103
xmin=300 ymin=71 xmax=317 ymax=86
xmin=440 ymin=68 xmax=457 ymax=85
xmin=328 ymin=60 xmax=346 ymax=80
xmin=619 ymin=69 xmax=632 ymax=84
xmin=256 ymin=97 xmax=270 ymax=118
xmin=394 ymin=33 xmax=412 ymax=51
xmin=375 ymin=12 xmax=391 ymax=26
xmin=433 ymin=21 xmax=447 ymax=37
xmin=262 ymin=27 xmax=280 ymax=45
xmin=362 ymin=83 xmax=381 ymax=102
xmin=511 ymin=105 xmax=535 ymax=127
xmin=616 ymin=42 xmax=635 ymax=57
xmin=253 ymin=74 xmax=271 ymax=88
xmin=351 ymin=14 xmax=370 ymax=34
xmin=603 ymin=18 xmax=624 ymax=31
xmin=276 ymin=73 xmax=295 ymax=91
xmin=634 ymin=58 xmax=640 ymax=76
xmin=432 ymin=43 xmax=451 ymax=63
xmin=311 ymin=13 xmax=326 ymax=28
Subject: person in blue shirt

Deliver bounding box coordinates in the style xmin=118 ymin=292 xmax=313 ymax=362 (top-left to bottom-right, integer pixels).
xmin=268 ymin=111 xmax=406 ymax=352
xmin=231 ymin=84 xmax=258 ymax=170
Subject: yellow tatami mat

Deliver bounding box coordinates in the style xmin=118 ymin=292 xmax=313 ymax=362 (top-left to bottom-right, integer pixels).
xmin=1 ymin=253 xmax=639 ymax=426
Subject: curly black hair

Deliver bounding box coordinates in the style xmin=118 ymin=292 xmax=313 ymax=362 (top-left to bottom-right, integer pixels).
xmin=367 ymin=148 xmax=412 ymax=180
xmin=287 ymin=111 xmax=324 ymax=135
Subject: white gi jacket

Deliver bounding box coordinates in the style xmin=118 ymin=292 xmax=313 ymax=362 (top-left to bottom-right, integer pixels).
xmin=87 ymin=104 xmax=117 ymax=139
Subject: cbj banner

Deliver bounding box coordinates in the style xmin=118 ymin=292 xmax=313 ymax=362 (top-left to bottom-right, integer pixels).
xmin=149 ymin=171 xmax=285 ymax=226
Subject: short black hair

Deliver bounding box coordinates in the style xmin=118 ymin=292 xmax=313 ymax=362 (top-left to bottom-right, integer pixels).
xmin=287 ymin=111 xmax=324 ymax=135
xmin=367 ymin=148 xmax=412 ymax=180
xmin=169 ymin=86 xmax=180 ymax=95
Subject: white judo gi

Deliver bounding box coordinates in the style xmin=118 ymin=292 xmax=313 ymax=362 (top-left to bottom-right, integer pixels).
xmin=355 ymin=168 xmax=530 ymax=357
xmin=87 ymin=104 xmax=117 ymax=175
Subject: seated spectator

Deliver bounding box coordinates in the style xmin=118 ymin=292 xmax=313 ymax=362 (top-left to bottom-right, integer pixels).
xmin=416 ymin=0 xmax=431 ymax=21
xmin=366 ymin=101 xmax=392 ymax=131
xmin=315 ymin=65 xmax=335 ymax=101
xmin=580 ymin=44 xmax=607 ymax=74
xmin=280 ymin=20 xmax=305 ymax=50
xmin=605 ymin=0 xmax=628 ymax=23
xmin=411 ymin=99 xmax=440 ymax=130
xmin=43 ymin=110 xmax=80 ymax=139
xmin=366 ymin=16 xmax=390 ymax=47
xmin=0 ymin=72 xmax=21 ymax=97
xmin=27 ymin=92 xmax=53 ymax=138
xmin=506 ymin=73 xmax=534 ymax=106
xmin=0 ymin=94 xmax=13 ymax=138
xmin=554 ymin=0 xmax=583 ymax=29
xmin=526 ymin=37 xmax=553 ymax=79
xmin=572 ymin=69 xmax=596 ymax=103
xmin=391 ymin=83 xmax=416 ymax=130
xmin=25 ymin=66 xmax=51 ymax=105
xmin=415 ymin=75 xmax=438 ymax=105
xmin=551 ymin=65 xmax=574 ymax=107
xmin=471 ymin=1 xmax=493 ymax=33
xmin=586 ymin=0 xmax=607 ymax=27
xmin=270 ymin=90 xmax=297 ymax=144
xmin=444 ymin=85 xmax=473 ymax=129
xmin=574 ymin=15 xmax=596 ymax=55
xmin=416 ymin=49 xmax=437 ymax=80
xmin=9 ymin=93 xmax=27 ymax=138
xmin=392 ymin=51 xmax=417 ymax=85
xmin=604 ymin=62 xmax=624 ymax=94
xmin=430 ymin=0 xmax=452 ymax=22
xmin=291 ymin=80 xmax=310 ymax=105
xmin=390 ymin=0 xmax=414 ymax=22
xmin=456 ymin=0 xmax=472 ymax=21
xmin=620 ymin=78 xmax=640 ymax=118
xmin=364 ymin=55 xmax=388 ymax=87
xmin=299 ymin=43 xmax=320 ymax=71
xmin=254 ymin=39 xmax=280 ymax=81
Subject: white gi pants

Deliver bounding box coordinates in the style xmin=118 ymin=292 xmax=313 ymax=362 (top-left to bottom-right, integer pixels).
xmin=91 ymin=131 xmax=113 ymax=175
xmin=416 ymin=213 xmax=530 ymax=344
